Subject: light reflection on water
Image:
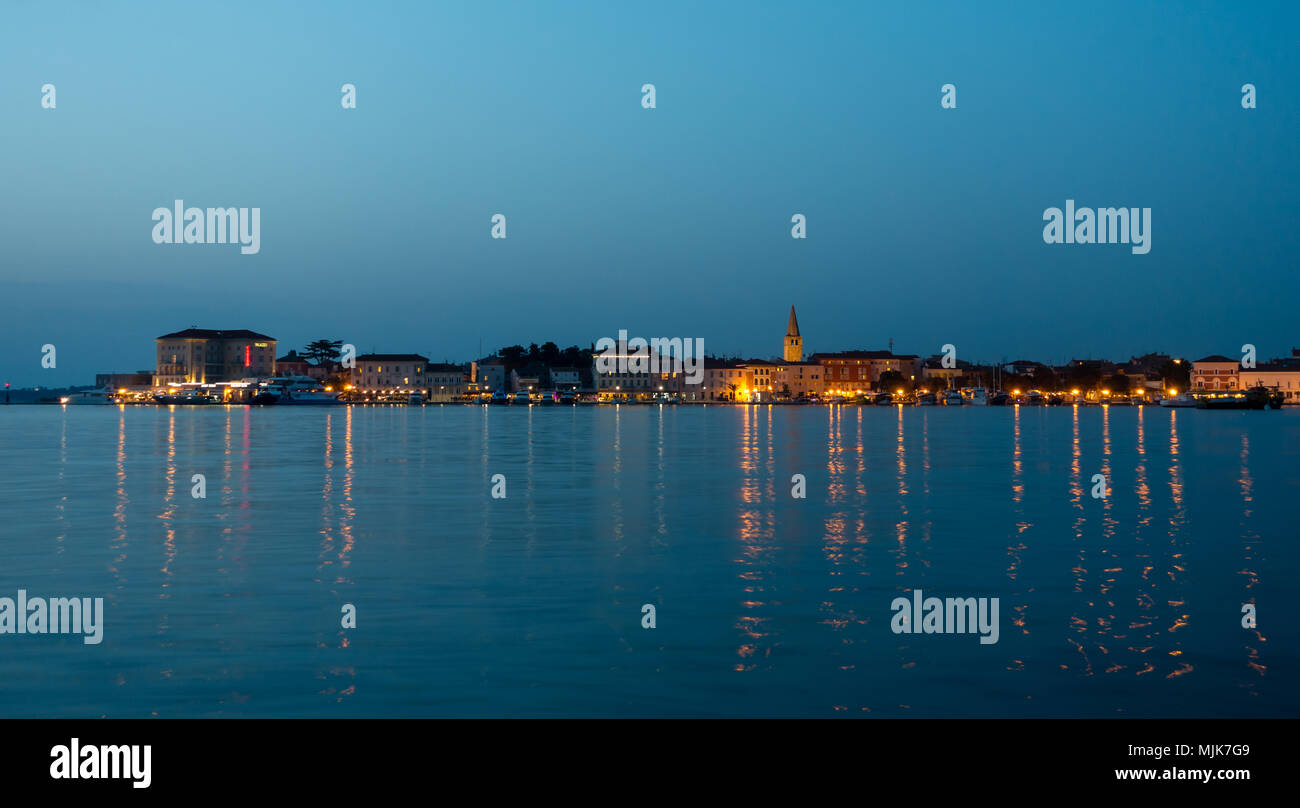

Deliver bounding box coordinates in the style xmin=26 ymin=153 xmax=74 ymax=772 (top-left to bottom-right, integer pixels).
xmin=0 ymin=404 xmax=1296 ymax=717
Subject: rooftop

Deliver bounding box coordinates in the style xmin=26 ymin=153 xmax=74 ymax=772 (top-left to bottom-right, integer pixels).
xmin=355 ymin=353 xmax=430 ymax=363
xmin=157 ymin=328 xmax=276 ymax=341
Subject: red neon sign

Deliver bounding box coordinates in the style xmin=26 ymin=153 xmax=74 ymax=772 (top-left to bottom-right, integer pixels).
xmin=245 ymin=345 xmax=251 ymax=367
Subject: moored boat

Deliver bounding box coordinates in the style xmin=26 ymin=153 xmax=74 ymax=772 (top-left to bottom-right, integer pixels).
xmin=253 ymin=376 xmax=342 ymax=405
xmin=1195 ymin=390 xmax=1266 ymax=410
xmin=153 ymin=392 xmax=219 ymax=405
xmin=1156 ymin=391 xmax=1197 ymax=408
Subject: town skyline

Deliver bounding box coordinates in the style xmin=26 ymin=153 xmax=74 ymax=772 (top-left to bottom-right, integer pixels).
xmin=5 ymin=307 xmax=1296 ymax=393
xmin=2 ymin=2 xmax=1296 ymax=389
xmin=6 ymin=308 xmax=1289 ymax=410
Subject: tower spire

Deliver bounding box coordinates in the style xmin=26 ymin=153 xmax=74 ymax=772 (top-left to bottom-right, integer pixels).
xmin=783 ymin=306 xmax=803 ymax=362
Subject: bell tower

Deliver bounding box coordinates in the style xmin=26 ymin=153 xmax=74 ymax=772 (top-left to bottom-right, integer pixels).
xmin=783 ymin=305 xmax=802 ymax=362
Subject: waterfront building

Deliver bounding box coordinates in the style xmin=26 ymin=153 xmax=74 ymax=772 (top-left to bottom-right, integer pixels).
xmin=920 ymin=356 xmax=969 ymax=390
xmin=810 ymin=350 xmax=918 ymax=393
xmin=424 ymin=363 xmax=469 ymax=401
xmin=1192 ymin=355 xmax=1240 ymax=391
xmin=95 ymin=371 xmax=153 ymax=391
xmin=473 ymin=358 xmax=508 ymax=393
xmin=154 ymin=328 xmax=276 ymax=387
xmin=1238 ymin=362 xmax=1300 ymax=403
xmin=770 ymin=360 xmax=822 ymax=400
xmin=510 ymin=369 xmax=541 ymax=394
xmin=595 ymin=355 xmax=685 ymax=400
xmin=740 ymin=359 xmax=776 ymax=400
xmin=549 ymin=367 xmax=583 ymax=392
xmin=592 ymin=339 xmax=688 ymax=401
xmin=351 ymin=353 xmax=430 ymax=395
xmin=274 ymin=350 xmax=317 ymax=378
xmin=700 ymin=358 xmax=751 ymax=401
xmin=810 ymin=351 xmax=872 ymax=394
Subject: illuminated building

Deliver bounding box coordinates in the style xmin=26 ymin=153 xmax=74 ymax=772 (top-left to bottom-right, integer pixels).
xmin=154 ymin=328 xmax=276 ymax=386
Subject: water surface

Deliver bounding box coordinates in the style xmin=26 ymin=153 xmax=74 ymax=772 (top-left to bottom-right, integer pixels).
xmin=0 ymin=404 xmax=1295 ymax=717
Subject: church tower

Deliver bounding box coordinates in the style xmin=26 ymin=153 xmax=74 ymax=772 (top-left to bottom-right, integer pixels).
xmin=783 ymin=305 xmax=802 ymax=362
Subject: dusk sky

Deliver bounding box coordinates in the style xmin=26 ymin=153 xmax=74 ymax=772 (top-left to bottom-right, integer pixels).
xmin=1 ymin=0 xmax=1296 ymax=387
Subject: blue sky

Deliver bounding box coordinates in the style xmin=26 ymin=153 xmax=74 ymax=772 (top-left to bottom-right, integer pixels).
xmin=1 ymin=0 xmax=1296 ymax=386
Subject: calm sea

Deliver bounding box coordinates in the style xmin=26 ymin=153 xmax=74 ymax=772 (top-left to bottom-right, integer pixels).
xmin=1 ymin=403 xmax=1296 ymax=717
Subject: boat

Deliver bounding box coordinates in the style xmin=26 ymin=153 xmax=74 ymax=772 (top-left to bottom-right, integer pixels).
xmin=943 ymin=390 xmax=963 ymax=406
xmin=917 ymin=392 xmax=937 ymax=406
xmin=560 ymin=391 xmax=577 ymax=405
xmin=873 ymin=392 xmax=894 ymax=406
xmin=1196 ymin=390 xmax=1266 ymax=410
xmin=252 ymin=376 xmax=341 ymax=405
xmin=540 ymin=391 xmax=558 ymax=405
xmin=1159 ymin=392 xmax=1197 ymax=408
xmin=828 ymin=395 xmax=847 ymax=405
xmin=965 ymin=387 xmax=989 ymax=406
xmin=512 ymin=391 xmax=532 ymax=405
xmin=490 ymin=391 xmax=509 ymax=405
xmin=153 ymin=392 xmax=219 ymax=405
xmin=1248 ymin=386 xmax=1286 ymax=410
xmin=989 ymin=392 xmax=1010 ymax=406
xmin=408 ymin=391 xmax=426 ymax=405
xmin=1023 ymin=391 xmax=1045 ymax=406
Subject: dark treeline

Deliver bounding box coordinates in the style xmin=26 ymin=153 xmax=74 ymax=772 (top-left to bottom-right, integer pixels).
xmin=489 ymin=342 xmax=593 ymax=373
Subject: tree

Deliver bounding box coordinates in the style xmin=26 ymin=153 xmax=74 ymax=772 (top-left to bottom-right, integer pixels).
xmin=877 ymin=370 xmax=909 ymax=393
xmin=498 ymin=345 xmax=526 ymax=370
xmin=303 ymin=339 xmax=343 ymax=367
xmin=1158 ymin=359 xmax=1190 ymax=391
xmin=1062 ymin=365 xmax=1100 ymax=395
xmin=1103 ymin=373 xmax=1131 ymax=394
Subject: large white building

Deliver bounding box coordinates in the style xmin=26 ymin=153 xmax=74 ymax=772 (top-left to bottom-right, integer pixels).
xmin=154 ymin=328 xmax=276 ymax=386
